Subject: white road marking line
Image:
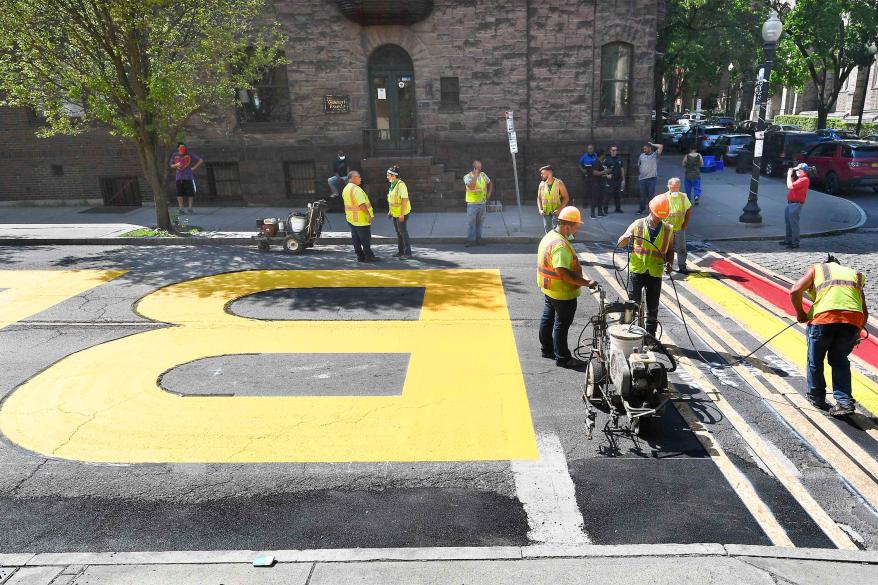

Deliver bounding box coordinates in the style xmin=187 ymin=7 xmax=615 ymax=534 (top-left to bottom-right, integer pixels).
xmin=511 ymin=432 xmax=590 ymax=544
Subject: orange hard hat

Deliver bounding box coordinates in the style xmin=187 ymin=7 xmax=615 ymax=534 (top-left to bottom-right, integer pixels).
xmin=557 ymin=206 xmax=582 ymax=223
xmin=648 ymin=194 xmax=670 ymax=219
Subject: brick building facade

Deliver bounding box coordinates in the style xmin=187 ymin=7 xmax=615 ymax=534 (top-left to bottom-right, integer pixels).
xmin=0 ymin=0 xmax=661 ymax=209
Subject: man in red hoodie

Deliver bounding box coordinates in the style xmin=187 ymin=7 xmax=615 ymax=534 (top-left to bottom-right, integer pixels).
xmin=780 ymin=162 xmax=810 ymax=249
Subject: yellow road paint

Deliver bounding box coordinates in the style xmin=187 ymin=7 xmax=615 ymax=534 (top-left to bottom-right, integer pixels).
xmin=579 ymin=251 xmax=801 ymax=549
xmin=683 ymin=272 xmax=878 ymax=417
xmin=0 ymin=270 xmax=126 ymax=330
xmin=0 ymin=269 xmax=537 ymax=463
xmin=660 ymin=285 xmax=878 ymax=517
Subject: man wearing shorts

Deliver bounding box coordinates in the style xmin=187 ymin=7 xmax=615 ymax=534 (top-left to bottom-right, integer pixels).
xmin=170 ymin=142 xmax=204 ymax=214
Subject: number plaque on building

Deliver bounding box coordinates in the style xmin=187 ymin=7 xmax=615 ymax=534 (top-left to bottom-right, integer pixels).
xmin=323 ymin=95 xmax=350 ymax=113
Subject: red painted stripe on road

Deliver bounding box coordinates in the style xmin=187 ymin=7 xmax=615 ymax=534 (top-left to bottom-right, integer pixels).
xmin=710 ymin=258 xmax=878 ymax=371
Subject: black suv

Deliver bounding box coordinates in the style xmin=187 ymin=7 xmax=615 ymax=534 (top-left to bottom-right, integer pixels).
xmin=760 ymin=131 xmax=821 ymax=176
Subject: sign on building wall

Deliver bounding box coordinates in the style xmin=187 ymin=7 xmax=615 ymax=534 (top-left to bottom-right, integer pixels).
xmin=323 ymin=95 xmax=351 ymax=113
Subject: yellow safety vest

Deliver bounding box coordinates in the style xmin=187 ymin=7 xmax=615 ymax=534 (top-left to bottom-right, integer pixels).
xmin=387 ymin=180 xmax=411 ymax=218
xmin=537 ymin=230 xmax=582 ymax=300
xmin=809 ymin=263 xmax=866 ymax=318
xmin=629 ymin=218 xmax=672 ymax=278
xmin=665 ymin=191 xmax=690 ymax=232
xmin=342 ymin=183 xmax=374 ymax=226
xmin=465 ymin=172 xmax=488 ymax=203
xmin=539 ymin=179 xmax=563 ymax=214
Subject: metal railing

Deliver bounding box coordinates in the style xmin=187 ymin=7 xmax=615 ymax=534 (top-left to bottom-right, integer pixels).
xmin=362 ymin=128 xmax=423 ymax=157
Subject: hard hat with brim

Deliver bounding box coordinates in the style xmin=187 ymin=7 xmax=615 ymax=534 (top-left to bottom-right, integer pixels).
xmin=557 ymin=206 xmax=582 ymax=223
xmin=648 ymin=194 xmax=671 ymax=219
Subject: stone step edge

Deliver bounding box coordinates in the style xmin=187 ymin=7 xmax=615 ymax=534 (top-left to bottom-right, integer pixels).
xmin=2 ymin=544 xmax=877 ymax=567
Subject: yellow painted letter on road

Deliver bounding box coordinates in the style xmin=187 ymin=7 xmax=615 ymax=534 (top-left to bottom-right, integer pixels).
xmin=0 ymin=270 xmax=126 ymax=329
xmin=0 ymin=270 xmax=537 ymax=463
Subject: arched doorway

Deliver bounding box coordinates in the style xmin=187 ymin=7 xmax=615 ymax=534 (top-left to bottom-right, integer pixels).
xmin=368 ymin=45 xmax=416 ymax=151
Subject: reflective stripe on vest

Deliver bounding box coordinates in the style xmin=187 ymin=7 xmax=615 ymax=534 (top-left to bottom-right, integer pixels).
xmin=810 ymin=263 xmax=865 ymax=317
xmin=541 ymin=180 xmax=562 ymax=212
xmin=343 ymin=184 xmax=372 ymax=225
xmin=632 ymin=219 xmax=669 ymax=260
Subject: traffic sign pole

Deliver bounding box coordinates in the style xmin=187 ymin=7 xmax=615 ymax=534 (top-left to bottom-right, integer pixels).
xmin=506 ymin=111 xmax=524 ymax=231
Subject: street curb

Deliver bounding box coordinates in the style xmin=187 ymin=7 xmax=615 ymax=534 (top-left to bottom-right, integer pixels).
xmin=6 ymin=544 xmax=878 ymax=567
xmin=703 ymin=196 xmax=867 ymax=242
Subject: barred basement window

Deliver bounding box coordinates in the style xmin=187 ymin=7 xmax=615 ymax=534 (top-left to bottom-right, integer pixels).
xmin=99 ymin=176 xmax=141 ymax=206
xmin=284 ymin=161 xmax=317 ymax=199
xmin=600 ymin=42 xmax=632 ymax=118
xmin=440 ymin=77 xmax=460 ymax=109
xmin=206 ymin=163 xmax=242 ymax=200
xmin=236 ymin=53 xmax=292 ymax=125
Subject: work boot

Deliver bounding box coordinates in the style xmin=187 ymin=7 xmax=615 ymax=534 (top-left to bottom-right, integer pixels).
xmin=556 ymin=357 xmax=587 ymax=369
xmin=829 ymin=403 xmax=855 ymax=417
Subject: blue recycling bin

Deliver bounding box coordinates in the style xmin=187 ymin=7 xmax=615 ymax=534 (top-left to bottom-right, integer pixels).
xmin=701 ymin=155 xmax=717 ymax=173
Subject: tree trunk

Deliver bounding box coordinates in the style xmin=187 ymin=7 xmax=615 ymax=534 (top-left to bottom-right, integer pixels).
xmin=816 ymin=105 xmax=828 ymax=130
xmin=738 ymin=79 xmax=755 ymax=121
xmin=135 ymin=139 xmax=171 ymax=231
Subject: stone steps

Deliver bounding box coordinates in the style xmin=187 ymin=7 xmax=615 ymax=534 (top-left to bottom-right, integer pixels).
xmin=360 ymin=155 xmax=461 ymax=211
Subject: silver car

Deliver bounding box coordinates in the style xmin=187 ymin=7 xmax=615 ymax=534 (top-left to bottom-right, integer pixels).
xmin=661 ymin=124 xmax=686 ymax=145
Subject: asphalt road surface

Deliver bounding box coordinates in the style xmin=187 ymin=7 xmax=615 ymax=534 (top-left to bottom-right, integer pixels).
xmin=1 ymin=242 xmax=877 ymax=554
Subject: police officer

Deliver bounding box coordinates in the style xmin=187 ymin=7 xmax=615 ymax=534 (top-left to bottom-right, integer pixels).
xmin=790 ymin=254 xmax=868 ymax=417
xmin=342 ymin=171 xmax=378 ymax=262
xmin=537 ymin=165 xmax=570 ymax=234
xmin=537 ymin=206 xmax=596 ymax=369
xmin=616 ymin=194 xmax=675 ymax=340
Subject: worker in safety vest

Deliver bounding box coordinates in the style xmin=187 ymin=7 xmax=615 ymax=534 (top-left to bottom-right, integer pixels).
xmin=537 ymin=206 xmax=597 ymax=369
xmin=659 ymin=177 xmax=693 ymax=274
xmin=616 ymin=193 xmax=675 ymax=340
xmin=537 ymin=165 xmax=570 ymax=234
xmin=342 ymin=171 xmax=378 ymax=262
xmin=790 ymin=255 xmax=868 ymax=417
xmin=386 ymin=165 xmax=412 ymax=258
xmin=464 ymin=160 xmax=492 ymax=246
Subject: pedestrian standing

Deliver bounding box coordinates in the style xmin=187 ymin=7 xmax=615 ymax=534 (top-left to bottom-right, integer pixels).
xmin=637 ymin=141 xmax=664 ymax=214
xmin=661 ymin=177 xmax=693 ymax=274
xmin=603 ymin=146 xmax=625 ymax=213
xmin=537 ymin=206 xmax=596 ymax=369
xmin=789 ymin=255 xmax=868 ymax=417
xmin=169 ymin=142 xmax=203 ymax=214
xmin=386 ymin=165 xmax=412 ymax=258
xmin=327 ymin=150 xmax=349 ymax=197
xmin=682 ymin=146 xmax=703 ymax=205
xmin=781 ymin=163 xmax=810 ymax=249
xmin=342 ymin=171 xmax=378 ymax=262
xmin=537 ymin=165 xmax=570 ymax=234
xmin=463 ymin=160 xmax=492 ymax=247
xmin=617 ymin=194 xmax=675 ymax=341
xmin=578 ymin=144 xmax=602 ymax=218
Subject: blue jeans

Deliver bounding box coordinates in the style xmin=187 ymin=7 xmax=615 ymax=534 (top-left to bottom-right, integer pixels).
xmin=784 ymin=202 xmax=803 ymax=246
xmin=807 ymin=323 xmax=861 ymax=408
xmin=392 ymin=215 xmax=412 ymax=255
xmin=328 ymin=175 xmax=348 ymax=196
xmin=542 ymin=213 xmax=558 ymax=234
xmin=684 ymin=178 xmax=701 ymax=201
xmin=349 ymin=223 xmax=373 ymax=260
xmin=639 ymin=177 xmax=657 ymax=210
xmin=467 ymin=202 xmax=486 ymax=242
xmin=539 ymin=296 xmax=577 ymax=362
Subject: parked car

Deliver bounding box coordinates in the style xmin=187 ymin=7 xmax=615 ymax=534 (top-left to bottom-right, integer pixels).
xmin=711 ymin=134 xmax=755 ymax=164
xmin=795 ymin=140 xmax=878 ymax=195
xmin=677 ymin=113 xmax=708 ymax=127
xmin=760 ymin=130 xmax=821 ymax=176
xmin=711 ymin=116 xmax=737 ymax=129
xmin=815 ymin=128 xmax=859 ymax=142
xmin=678 ymin=125 xmax=727 ymax=153
xmin=661 ymin=124 xmax=686 ymax=146
xmin=767 ymin=123 xmax=802 ymax=132
xmin=736 ymin=120 xmax=758 ymax=135
xmin=863 ymin=133 xmax=878 ymax=142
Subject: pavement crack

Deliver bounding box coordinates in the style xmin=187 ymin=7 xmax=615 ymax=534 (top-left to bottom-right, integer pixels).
xmin=10 ymin=457 xmax=49 ymax=495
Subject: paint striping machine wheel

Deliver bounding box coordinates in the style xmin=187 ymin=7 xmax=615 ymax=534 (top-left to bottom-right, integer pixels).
xmin=284 ymin=236 xmax=305 ymax=255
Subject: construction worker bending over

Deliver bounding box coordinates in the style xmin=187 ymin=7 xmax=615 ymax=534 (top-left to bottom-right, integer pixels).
xmin=537 ymin=206 xmax=597 ymax=369
xmin=616 ymin=194 xmax=675 ymax=341
xmin=342 ymin=171 xmax=378 ymax=263
xmin=790 ymin=255 xmax=868 ymax=417
xmin=537 ymin=165 xmax=570 ymax=234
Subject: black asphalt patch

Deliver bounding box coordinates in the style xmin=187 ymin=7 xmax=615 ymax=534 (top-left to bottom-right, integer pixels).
xmin=0 ymin=488 xmax=529 ymax=552
xmin=160 ymin=353 xmax=410 ymax=397
xmin=229 ymin=287 xmax=426 ymax=321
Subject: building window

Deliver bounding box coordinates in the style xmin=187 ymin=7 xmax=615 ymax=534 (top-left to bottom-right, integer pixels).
xmin=51 ymin=164 xmax=64 ymax=176
xmin=99 ymin=176 xmax=141 ymax=206
xmin=237 ymin=55 xmax=291 ymax=125
xmin=206 ymin=163 xmax=242 ymax=200
xmin=600 ymin=42 xmax=632 ymax=118
xmin=284 ymin=161 xmax=317 ymax=199
xmin=440 ymin=77 xmax=460 ymax=109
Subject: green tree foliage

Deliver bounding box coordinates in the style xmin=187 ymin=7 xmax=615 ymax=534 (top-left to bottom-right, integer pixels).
xmin=771 ymin=0 xmax=878 ymax=129
xmin=0 ymin=1 xmax=286 ymax=229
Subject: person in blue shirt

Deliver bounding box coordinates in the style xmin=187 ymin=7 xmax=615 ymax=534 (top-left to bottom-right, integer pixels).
xmin=578 ymin=144 xmax=604 ymax=219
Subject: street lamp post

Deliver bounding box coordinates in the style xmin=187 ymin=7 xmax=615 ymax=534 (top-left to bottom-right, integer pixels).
xmin=855 ymin=43 xmax=877 ymax=136
xmin=740 ymin=11 xmax=783 ymax=224
xmin=727 ymin=62 xmax=734 ymax=117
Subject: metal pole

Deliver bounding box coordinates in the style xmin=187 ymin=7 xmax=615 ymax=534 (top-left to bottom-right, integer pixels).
xmin=511 ymin=150 xmax=523 ymax=231
xmin=855 ymin=61 xmax=872 ymax=136
xmin=740 ymin=42 xmax=776 ymax=224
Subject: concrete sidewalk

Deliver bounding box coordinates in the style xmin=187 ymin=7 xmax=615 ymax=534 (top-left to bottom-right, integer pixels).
xmin=0 ymin=159 xmax=865 ymax=244
xmin=2 ymin=544 xmax=877 ymax=584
